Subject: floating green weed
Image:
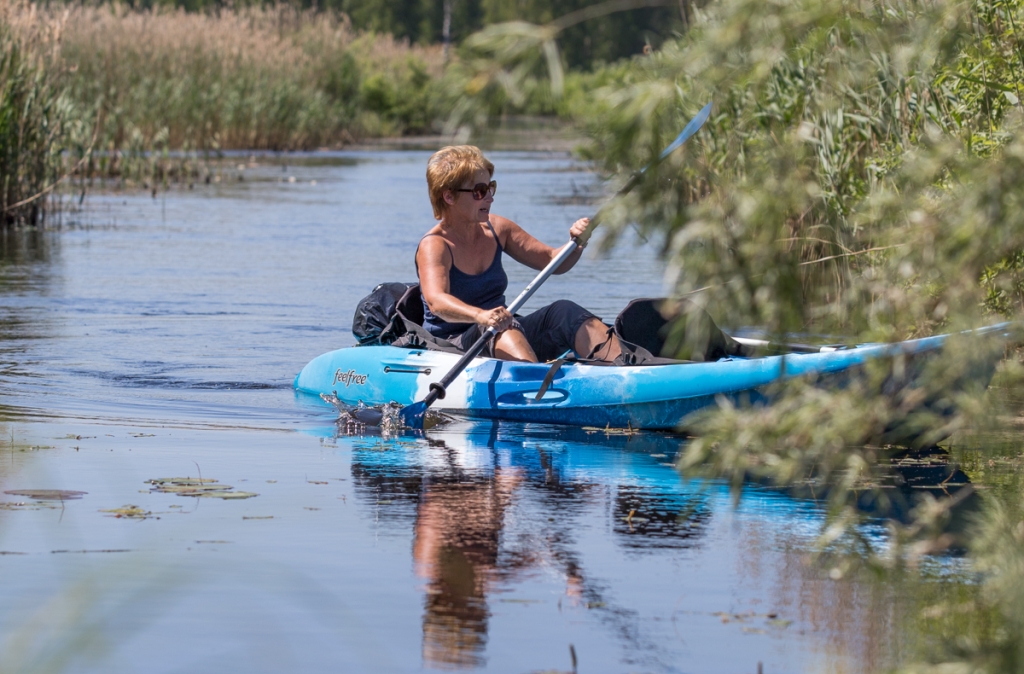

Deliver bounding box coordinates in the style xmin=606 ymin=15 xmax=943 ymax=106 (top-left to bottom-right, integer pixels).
xmin=146 ymin=477 xmax=257 ymax=499
xmin=4 ymin=489 xmax=86 ymax=500
xmin=100 ymin=505 xmax=152 ymax=520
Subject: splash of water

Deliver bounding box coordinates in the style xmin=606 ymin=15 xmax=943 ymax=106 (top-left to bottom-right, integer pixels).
xmin=378 ymin=402 xmax=407 ymax=435
xmin=320 ymin=393 xmax=449 ymax=434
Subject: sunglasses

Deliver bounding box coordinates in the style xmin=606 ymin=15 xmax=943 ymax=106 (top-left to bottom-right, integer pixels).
xmin=456 ymin=180 xmax=497 ymax=200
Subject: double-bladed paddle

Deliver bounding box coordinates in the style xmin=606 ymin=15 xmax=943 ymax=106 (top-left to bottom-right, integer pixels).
xmin=400 ymin=102 xmax=713 ymax=429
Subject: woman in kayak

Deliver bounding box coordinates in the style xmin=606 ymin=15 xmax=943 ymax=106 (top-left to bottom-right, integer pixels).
xmin=417 ymin=145 xmax=622 ymax=363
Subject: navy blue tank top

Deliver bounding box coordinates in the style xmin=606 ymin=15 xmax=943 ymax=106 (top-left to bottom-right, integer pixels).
xmin=417 ymin=221 xmax=508 ymax=338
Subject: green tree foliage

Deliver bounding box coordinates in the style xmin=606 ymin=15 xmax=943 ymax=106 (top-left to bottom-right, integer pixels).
xmin=84 ymin=0 xmax=687 ymax=69
xmin=447 ymin=1 xmax=1024 ymax=668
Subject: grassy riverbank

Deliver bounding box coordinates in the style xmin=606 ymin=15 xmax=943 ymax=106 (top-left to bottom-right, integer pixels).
xmin=0 ymin=0 xmax=454 ymax=224
xmin=0 ymin=6 xmax=81 ymax=227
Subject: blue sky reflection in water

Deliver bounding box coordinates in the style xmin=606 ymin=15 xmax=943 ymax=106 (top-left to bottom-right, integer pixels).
xmin=0 ymin=151 xmax=949 ymax=673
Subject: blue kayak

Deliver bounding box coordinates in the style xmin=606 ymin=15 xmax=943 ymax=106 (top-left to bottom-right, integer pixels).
xmin=294 ymin=324 xmax=1011 ymax=430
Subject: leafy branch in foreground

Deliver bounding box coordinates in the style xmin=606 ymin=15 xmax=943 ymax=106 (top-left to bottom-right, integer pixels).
xmin=448 ymin=0 xmax=1024 ymax=667
xmin=440 ymin=0 xmax=675 ymax=133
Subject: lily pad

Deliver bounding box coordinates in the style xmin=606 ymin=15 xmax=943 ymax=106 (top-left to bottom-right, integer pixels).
xmin=101 ymin=505 xmax=153 ymax=520
xmin=5 ymin=489 xmax=86 ymax=501
xmin=0 ymin=501 xmax=58 ymax=510
xmin=152 ymin=484 xmax=232 ymax=494
xmin=146 ymin=477 xmax=256 ymax=500
xmin=192 ymin=491 xmax=258 ymax=500
xmin=146 ymin=478 xmax=217 ymax=486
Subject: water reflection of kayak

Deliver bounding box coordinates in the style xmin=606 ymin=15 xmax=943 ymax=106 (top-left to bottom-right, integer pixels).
xmin=346 ymin=420 xmax=978 ymax=554
xmin=295 ymin=323 xmax=1012 ymax=430
xmin=344 ymin=421 xmax=725 ymax=669
xmin=347 ymin=422 xmax=724 ymax=555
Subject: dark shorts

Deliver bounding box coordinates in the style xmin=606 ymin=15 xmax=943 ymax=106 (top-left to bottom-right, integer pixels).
xmin=447 ymin=299 xmax=599 ymax=362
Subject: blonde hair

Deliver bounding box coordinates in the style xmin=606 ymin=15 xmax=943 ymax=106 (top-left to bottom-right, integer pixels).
xmin=426 ymin=145 xmax=494 ymax=220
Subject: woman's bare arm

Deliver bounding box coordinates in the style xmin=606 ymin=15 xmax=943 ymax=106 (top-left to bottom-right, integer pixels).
xmin=492 ymin=215 xmax=589 ymax=274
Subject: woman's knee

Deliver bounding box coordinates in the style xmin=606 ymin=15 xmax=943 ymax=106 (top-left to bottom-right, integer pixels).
xmin=494 ymin=329 xmax=538 ymax=362
xmin=574 ymin=317 xmax=609 ymax=344
xmin=551 ymin=299 xmax=600 ymax=344
xmin=575 ymin=318 xmax=620 ymax=361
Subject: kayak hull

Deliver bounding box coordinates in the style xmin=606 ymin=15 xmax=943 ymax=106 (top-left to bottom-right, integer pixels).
xmin=295 ymin=324 xmax=1011 ymax=430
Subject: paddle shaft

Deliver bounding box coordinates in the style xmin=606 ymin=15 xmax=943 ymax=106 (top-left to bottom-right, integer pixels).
xmin=414 ymin=102 xmax=713 ymax=411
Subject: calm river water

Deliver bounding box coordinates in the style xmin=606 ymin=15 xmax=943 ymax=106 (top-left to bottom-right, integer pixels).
xmin=0 ymin=150 xmax=966 ymax=673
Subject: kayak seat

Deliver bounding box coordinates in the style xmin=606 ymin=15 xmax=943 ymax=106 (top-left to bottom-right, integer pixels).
xmin=614 ymin=298 xmax=750 ymax=363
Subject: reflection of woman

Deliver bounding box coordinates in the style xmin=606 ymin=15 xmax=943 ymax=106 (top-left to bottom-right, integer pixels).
xmin=417 ymin=145 xmax=622 ymax=363
xmin=412 ymin=468 xmax=521 ymax=669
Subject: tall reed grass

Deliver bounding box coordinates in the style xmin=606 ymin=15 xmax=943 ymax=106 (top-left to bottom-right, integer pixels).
xmin=0 ymin=2 xmax=81 ymax=226
xmin=0 ymin=0 xmax=447 ymax=200
xmin=60 ymin=3 xmax=444 ymax=156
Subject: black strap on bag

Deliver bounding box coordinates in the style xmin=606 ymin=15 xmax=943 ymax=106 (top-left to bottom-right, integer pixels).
xmin=379 ymin=285 xmax=464 ymax=354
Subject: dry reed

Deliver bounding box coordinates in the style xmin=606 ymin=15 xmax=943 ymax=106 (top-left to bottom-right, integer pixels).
xmin=55 ymin=2 xmax=444 ymax=153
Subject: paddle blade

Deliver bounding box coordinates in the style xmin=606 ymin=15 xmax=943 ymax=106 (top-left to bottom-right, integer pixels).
xmin=659 ymin=102 xmax=712 ymax=160
xmin=351 ymin=407 xmax=384 ymax=426
xmin=399 ymin=401 xmax=428 ymax=429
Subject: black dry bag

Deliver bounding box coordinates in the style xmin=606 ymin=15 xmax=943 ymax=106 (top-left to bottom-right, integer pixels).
xmin=351 ymin=282 xmax=416 ymax=345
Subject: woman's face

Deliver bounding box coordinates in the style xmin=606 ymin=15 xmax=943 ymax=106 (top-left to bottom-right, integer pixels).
xmin=446 ymin=168 xmax=494 ymax=224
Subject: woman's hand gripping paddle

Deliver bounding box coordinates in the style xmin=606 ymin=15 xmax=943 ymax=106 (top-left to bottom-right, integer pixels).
xmin=400 ymin=102 xmax=713 ymax=429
